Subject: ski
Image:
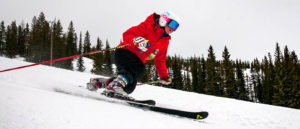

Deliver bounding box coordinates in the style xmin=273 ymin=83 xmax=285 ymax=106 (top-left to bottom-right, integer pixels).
xmin=127 ymin=101 xmax=209 ymax=120
xmin=78 ymin=85 xmax=156 ymax=105
xmin=100 ymin=91 xmax=208 ymax=120
xmin=101 ymin=91 xmax=156 ymax=106
xmin=78 ymin=85 xmax=208 ymax=120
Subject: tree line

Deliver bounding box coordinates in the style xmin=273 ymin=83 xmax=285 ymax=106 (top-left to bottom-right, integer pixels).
xmin=157 ymin=44 xmax=299 ymax=109
xmin=0 ymin=12 xmax=113 ymax=74
xmin=1 ymin=12 xmax=299 ymax=109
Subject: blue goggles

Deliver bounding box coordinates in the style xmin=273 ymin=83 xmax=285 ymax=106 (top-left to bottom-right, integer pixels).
xmin=168 ymin=20 xmax=179 ymax=31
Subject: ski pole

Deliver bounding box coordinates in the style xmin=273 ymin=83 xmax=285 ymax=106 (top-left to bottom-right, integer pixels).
xmin=137 ymin=81 xmax=161 ymax=86
xmin=0 ymin=44 xmax=130 ymax=73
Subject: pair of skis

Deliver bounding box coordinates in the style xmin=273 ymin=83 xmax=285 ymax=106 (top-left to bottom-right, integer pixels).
xmin=101 ymin=91 xmax=209 ymax=120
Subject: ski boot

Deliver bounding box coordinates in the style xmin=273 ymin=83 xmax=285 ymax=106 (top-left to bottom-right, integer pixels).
xmin=86 ymin=77 xmax=110 ymax=91
xmin=103 ymin=74 xmax=129 ymax=96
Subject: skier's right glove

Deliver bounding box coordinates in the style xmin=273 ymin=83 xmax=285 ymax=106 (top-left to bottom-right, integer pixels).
xmin=159 ymin=76 xmax=172 ymax=85
xmin=133 ymin=37 xmax=148 ymax=52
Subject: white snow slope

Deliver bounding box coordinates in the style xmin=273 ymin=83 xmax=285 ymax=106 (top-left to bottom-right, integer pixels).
xmin=0 ymin=56 xmax=300 ymax=129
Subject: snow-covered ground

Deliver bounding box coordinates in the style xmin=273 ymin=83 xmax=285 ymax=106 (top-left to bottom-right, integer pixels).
xmin=0 ymin=56 xmax=300 ymax=129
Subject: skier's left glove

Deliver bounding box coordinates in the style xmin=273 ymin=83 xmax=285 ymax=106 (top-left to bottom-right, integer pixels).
xmin=160 ymin=76 xmax=172 ymax=85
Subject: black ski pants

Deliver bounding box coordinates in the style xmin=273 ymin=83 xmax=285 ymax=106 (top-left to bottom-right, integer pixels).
xmin=112 ymin=49 xmax=145 ymax=94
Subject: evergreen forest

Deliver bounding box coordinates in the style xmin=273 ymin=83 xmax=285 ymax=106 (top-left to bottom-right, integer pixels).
xmin=1 ymin=12 xmax=299 ymax=109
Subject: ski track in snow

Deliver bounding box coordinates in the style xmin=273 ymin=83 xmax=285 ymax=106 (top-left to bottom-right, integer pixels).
xmin=1 ymin=56 xmax=300 ymax=129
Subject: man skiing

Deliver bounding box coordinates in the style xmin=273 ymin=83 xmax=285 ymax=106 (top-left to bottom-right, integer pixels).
xmin=87 ymin=11 xmax=180 ymax=95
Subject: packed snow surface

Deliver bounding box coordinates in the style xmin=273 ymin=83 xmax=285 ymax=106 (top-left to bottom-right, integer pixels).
xmin=0 ymin=57 xmax=300 ymax=129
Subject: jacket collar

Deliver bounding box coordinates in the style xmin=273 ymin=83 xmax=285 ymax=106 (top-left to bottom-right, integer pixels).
xmin=145 ymin=13 xmax=171 ymax=40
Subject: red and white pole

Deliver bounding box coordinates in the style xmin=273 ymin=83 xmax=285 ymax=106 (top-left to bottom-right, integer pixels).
xmin=0 ymin=44 xmax=130 ymax=73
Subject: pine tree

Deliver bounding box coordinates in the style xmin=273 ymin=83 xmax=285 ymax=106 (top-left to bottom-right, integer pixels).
xmin=272 ymin=43 xmax=285 ymax=106
xmin=279 ymin=46 xmax=298 ymax=108
xmin=290 ymin=51 xmax=300 ymax=108
xmin=220 ymin=46 xmax=235 ymax=98
xmin=96 ymin=37 xmax=103 ymax=51
xmin=289 ymin=51 xmax=300 ymax=108
xmin=103 ymin=40 xmax=113 ymax=76
xmin=251 ymin=58 xmax=262 ymax=102
xmin=235 ymin=59 xmax=249 ymax=101
xmin=27 ymin=12 xmax=51 ymax=63
xmin=38 ymin=12 xmax=51 ymax=62
xmin=171 ymin=56 xmax=183 ymax=90
xmin=26 ymin=16 xmax=38 ymax=62
xmin=267 ymin=53 xmax=275 ymax=103
xmin=5 ymin=21 xmax=18 ymax=58
xmin=191 ymin=57 xmax=199 ymax=92
xmin=83 ymin=31 xmax=91 ymax=58
xmin=51 ymin=20 xmax=66 ymax=68
xmin=261 ymin=53 xmax=274 ymax=104
xmin=0 ymin=21 xmax=6 ymax=56
xmin=77 ymin=32 xmax=85 ymax=72
xmin=23 ymin=23 xmax=30 ymax=58
xmin=205 ymin=45 xmax=220 ymax=95
xmin=246 ymin=74 xmax=255 ymax=102
xmin=17 ymin=23 xmax=26 ymax=56
xmin=91 ymin=37 xmax=105 ymax=74
xmin=198 ymin=56 xmax=206 ymax=93
xmin=64 ymin=21 xmax=77 ymax=70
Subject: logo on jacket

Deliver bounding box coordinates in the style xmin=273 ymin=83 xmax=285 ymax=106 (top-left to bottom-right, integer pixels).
xmin=146 ymin=42 xmax=151 ymax=48
xmin=146 ymin=49 xmax=160 ymax=60
xmin=154 ymin=49 xmax=159 ymax=54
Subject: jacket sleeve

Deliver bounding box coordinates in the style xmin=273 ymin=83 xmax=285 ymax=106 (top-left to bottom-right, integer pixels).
xmin=154 ymin=40 xmax=169 ymax=78
xmin=122 ymin=20 xmax=151 ymax=46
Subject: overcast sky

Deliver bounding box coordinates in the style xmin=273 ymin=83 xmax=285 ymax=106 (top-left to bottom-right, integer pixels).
xmin=1 ymin=0 xmax=300 ymax=61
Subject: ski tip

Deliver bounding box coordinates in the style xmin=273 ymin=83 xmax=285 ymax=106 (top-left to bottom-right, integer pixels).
xmin=195 ymin=111 xmax=209 ymax=119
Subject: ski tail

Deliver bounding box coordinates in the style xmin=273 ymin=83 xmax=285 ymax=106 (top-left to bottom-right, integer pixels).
xmin=101 ymin=90 xmax=156 ymax=105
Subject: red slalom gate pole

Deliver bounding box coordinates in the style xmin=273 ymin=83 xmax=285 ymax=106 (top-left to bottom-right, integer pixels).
xmin=0 ymin=44 xmax=130 ymax=73
xmin=0 ymin=54 xmax=83 ymax=73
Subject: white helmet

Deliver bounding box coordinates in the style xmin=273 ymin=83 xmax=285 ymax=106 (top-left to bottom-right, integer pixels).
xmin=159 ymin=11 xmax=180 ymax=31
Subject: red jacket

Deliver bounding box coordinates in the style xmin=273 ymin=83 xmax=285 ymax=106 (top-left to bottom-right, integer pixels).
xmin=118 ymin=13 xmax=171 ymax=78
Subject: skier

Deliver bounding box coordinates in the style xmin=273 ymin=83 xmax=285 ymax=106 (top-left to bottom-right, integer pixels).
xmin=87 ymin=11 xmax=180 ymax=95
